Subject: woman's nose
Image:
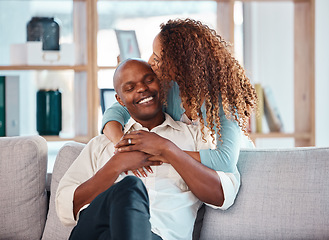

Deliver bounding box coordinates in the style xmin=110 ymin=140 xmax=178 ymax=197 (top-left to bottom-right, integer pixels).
xmin=148 ymin=55 xmax=154 ymax=66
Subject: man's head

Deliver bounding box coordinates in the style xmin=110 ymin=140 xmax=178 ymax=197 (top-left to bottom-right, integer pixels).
xmin=114 ymin=59 xmax=164 ymax=129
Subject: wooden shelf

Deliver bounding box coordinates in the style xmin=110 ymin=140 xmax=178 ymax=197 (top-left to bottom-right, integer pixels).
xmin=98 ymin=66 xmax=117 ymax=70
xmin=0 ymin=65 xmax=88 ymax=71
xmin=43 ymin=135 xmax=90 ymax=144
xmin=250 ymin=132 xmax=311 ymax=141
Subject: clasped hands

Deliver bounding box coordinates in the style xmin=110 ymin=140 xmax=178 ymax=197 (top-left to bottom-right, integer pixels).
xmin=114 ymin=130 xmax=170 ymax=177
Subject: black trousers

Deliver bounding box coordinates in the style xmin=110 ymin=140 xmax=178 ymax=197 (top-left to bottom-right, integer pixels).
xmin=69 ymin=176 xmax=162 ymax=240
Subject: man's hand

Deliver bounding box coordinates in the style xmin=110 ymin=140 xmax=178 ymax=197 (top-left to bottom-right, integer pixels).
xmin=115 ymin=130 xmax=171 ymax=156
xmin=114 ymin=130 xmax=172 ymax=177
xmin=73 ymin=149 xmax=162 ymax=218
xmin=110 ymin=150 xmax=162 ymax=174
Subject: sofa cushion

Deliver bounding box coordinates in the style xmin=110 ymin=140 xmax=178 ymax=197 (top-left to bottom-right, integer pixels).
xmin=0 ymin=135 xmax=48 ymax=240
xmin=200 ymin=147 xmax=329 ymax=239
xmin=42 ymin=142 xmax=85 ymax=240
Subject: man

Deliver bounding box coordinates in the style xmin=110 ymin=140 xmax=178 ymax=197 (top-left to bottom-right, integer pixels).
xmin=56 ymin=59 xmax=240 ymax=240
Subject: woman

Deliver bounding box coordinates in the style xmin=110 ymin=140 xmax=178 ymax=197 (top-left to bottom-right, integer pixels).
xmin=102 ymin=18 xmax=257 ymax=174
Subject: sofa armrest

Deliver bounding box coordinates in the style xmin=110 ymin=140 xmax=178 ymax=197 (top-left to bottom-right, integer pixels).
xmin=0 ymin=135 xmax=48 ymax=240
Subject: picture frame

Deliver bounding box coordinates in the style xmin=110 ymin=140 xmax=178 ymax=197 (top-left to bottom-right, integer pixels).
xmin=115 ymin=30 xmax=141 ymax=61
xmin=100 ymin=88 xmax=117 ymax=114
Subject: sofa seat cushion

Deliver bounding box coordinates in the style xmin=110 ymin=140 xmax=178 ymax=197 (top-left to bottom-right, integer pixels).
xmin=200 ymin=147 xmax=329 ymax=239
xmin=0 ymin=135 xmax=48 ymax=240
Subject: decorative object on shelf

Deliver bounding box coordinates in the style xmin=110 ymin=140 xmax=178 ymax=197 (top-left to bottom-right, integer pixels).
xmin=100 ymin=88 xmax=116 ymax=114
xmin=10 ymin=42 xmax=75 ymax=65
xmin=36 ymin=89 xmax=62 ymax=136
xmin=115 ymin=30 xmax=141 ymax=62
xmin=27 ymin=17 xmax=60 ymax=51
xmin=263 ymin=86 xmax=284 ymax=132
xmin=249 ymin=84 xmax=284 ymax=134
xmin=10 ymin=16 xmax=75 ymax=65
xmin=0 ymin=76 xmax=20 ymax=137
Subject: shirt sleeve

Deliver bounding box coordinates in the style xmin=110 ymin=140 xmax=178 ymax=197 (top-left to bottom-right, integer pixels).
xmin=205 ymin=170 xmax=241 ymax=210
xmin=101 ymin=102 xmax=130 ymax=133
xmin=193 ymin=123 xmax=241 ymax=210
xmin=55 ymin=139 xmax=99 ymax=226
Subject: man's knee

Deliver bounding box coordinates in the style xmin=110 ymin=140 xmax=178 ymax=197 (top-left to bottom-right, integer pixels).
xmin=120 ymin=175 xmax=145 ymax=190
xmin=98 ymin=176 xmax=147 ymax=206
xmin=115 ymin=176 xmax=148 ymax=200
xmin=108 ymin=176 xmax=150 ymax=218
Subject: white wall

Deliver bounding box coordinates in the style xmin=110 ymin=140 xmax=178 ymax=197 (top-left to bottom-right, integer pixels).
xmin=245 ymin=0 xmax=329 ymax=148
xmin=315 ymin=0 xmax=329 ymax=147
xmin=244 ymin=1 xmax=295 ymax=148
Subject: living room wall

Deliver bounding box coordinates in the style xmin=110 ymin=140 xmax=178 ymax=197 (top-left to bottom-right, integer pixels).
xmin=244 ymin=0 xmax=329 ymax=148
xmin=315 ymin=0 xmax=329 ymax=147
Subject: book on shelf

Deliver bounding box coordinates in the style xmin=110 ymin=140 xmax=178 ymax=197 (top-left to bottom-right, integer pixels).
xmin=247 ymin=112 xmax=256 ymax=134
xmin=263 ymin=86 xmax=284 ymax=132
xmin=254 ymin=83 xmax=264 ymax=133
xmin=0 ymin=77 xmax=5 ymax=136
xmin=0 ymin=76 xmax=20 ymax=137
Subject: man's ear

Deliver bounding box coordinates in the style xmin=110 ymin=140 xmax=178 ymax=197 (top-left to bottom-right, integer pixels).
xmin=115 ymin=94 xmax=125 ymax=107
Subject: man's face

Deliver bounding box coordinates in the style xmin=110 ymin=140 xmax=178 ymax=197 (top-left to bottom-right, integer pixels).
xmin=115 ymin=60 xmax=163 ymax=123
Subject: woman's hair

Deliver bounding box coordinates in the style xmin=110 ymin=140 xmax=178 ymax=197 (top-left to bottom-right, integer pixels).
xmin=158 ymin=18 xmax=257 ymax=142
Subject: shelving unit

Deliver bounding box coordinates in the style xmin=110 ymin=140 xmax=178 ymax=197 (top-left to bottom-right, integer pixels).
xmin=0 ymin=0 xmax=99 ymax=143
xmin=0 ymin=0 xmax=315 ymax=147
xmin=217 ymin=0 xmax=315 ymax=147
xmin=0 ymin=65 xmax=87 ymax=71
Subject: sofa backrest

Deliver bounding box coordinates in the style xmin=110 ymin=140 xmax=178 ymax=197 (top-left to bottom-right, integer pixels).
xmin=43 ymin=142 xmax=329 ymax=240
xmin=42 ymin=141 xmax=85 ymax=240
xmin=0 ymin=135 xmax=48 ymax=240
xmin=200 ymin=147 xmax=329 ymax=239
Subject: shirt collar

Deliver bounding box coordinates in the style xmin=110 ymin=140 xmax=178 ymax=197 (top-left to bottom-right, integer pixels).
xmin=124 ymin=113 xmax=182 ymax=134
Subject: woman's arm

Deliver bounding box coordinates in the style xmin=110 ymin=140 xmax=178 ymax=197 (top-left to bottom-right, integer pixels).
xmin=168 ymin=116 xmax=241 ymax=172
xmin=103 ymin=121 xmax=124 ymax=145
xmin=101 ymin=102 xmax=131 ymax=144
xmin=199 ymin=106 xmax=250 ymax=172
xmin=102 ymin=102 xmax=155 ymax=176
xmin=116 ymin=130 xmax=224 ymax=206
xmin=165 ymin=82 xmax=242 ymax=172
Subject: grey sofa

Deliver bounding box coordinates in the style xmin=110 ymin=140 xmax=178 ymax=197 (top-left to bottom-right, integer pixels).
xmin=1 ymin=135 xmax=328 ymax=240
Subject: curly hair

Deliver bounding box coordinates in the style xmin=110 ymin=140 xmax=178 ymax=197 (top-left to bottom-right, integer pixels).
xmin=158 ymin=18 xmax=257 ymax=143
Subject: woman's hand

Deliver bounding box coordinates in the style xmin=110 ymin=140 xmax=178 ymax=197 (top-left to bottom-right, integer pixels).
xmin=128 ymin=166 xmax=154 ymax=178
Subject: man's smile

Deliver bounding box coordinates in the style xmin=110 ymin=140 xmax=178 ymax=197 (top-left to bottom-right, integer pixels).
xmin=136 ymin=95 xmax=156 ymax=105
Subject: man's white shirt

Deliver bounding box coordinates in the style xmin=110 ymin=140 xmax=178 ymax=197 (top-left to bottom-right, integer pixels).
xmin=56 ymin=113 xmax=240 ymax=240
